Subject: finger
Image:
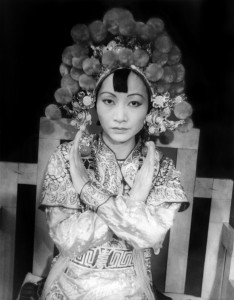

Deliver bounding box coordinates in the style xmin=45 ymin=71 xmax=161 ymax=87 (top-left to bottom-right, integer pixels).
xmin=142 ymin=141 xmax=155 ymax=172
xmin=69 ymin=142 xmax=74 ymax=162
xmin=69 ymin=141 xmax=80 ymax=167
xmin=69 ymin=145 xmax=78 ymax=171
xmin=73 ymin=130 xmax=82 ymax=155
xmin=73 ymin=130 xmax=84 ymax=166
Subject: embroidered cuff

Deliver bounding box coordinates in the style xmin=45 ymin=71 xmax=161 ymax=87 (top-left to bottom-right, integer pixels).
xmin=80 ymin=181 xmax=113 ymax=211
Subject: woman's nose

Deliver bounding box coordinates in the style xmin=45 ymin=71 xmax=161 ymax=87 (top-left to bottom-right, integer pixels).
xmin=113 ymin=104 xmax=127 ymax=122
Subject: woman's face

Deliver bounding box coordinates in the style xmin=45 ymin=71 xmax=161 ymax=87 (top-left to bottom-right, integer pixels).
xmin=96 ymin=71 xmax=149 ymax=145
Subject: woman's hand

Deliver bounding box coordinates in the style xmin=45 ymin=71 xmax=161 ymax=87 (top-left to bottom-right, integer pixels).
xmin=70 ymin=130 xmax=89 ymax=194
xmin=128 ymin=141 xmax=155 ymax=203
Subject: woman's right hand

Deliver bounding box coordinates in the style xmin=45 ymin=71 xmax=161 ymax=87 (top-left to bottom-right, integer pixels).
xmin=128 ymin=141 xmax=156 ymax=203
xmin=70 ymin=130 xmax=89 ymax=194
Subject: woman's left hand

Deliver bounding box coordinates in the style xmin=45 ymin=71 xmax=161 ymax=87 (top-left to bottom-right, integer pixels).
xmin=70 ymin=130 xmax=89 ymax=194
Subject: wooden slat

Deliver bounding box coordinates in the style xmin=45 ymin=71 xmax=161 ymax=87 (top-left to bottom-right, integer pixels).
xmin=18 ymin=163 xmax=37 ymax=185
xmin=165 ymin=149 xmax=198 ymax=293
xmin=156 ymin=128 xmax=200 ymax=150
xmin=0 ymin=162 xmax=18 ymax=300
xmin=33 ymin=138 xmax=60 ymax=277
xmin=202 ymin=223 xmax=225 ymax=299
xmin=194 ymin=177 xmax=213 ymax=198
xmin=213 ymin=179 xmax=233 ymax=201
xmin=201 ymin=179 xmax=233 ymax=300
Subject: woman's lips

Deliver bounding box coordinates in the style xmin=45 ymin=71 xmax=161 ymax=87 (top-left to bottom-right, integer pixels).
xmin=112 ymin=127 xmax=129 ymax=133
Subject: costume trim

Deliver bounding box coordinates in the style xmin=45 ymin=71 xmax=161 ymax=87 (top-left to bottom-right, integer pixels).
xmin=71 ymin=247 xmax=134 ymax=270
xmin=80 ymin=181 xmax=113 ymax=211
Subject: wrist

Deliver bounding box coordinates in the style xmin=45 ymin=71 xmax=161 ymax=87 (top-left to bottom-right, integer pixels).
xmin=73 ymin=178 xmax=88 ymax=194
xmin=127 ymin=192 xmax=142 ymax=204
xmin=80 ymin=181 xmax=113 ymax=211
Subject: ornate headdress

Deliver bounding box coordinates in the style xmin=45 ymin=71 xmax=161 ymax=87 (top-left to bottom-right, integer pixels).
xmin=45 ymin=8 xmax=193 ymax=143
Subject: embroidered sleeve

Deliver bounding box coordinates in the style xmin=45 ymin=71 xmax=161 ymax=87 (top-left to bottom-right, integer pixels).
xmin=45 ymin=206 xmax=112 ymax=258
xmin=147 ymin=156 xmax=189 ymax=212
xmin=94 ymin=156 xmax=188 ymax=251
xmin=39 ymin=143 xmax=83 ymax=210
xmin=80 ymin=181 xmax=114 ymax=211
xmin=95 ymin=194 xmax=177 ymax=250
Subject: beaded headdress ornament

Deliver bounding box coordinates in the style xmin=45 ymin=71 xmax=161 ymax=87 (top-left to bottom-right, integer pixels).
xmin=45 ymin=8 xmax=193 ymax=143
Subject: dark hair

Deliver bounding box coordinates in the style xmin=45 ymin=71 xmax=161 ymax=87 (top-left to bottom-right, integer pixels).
xmin=112 ymin=68 xmax=131 ymax=93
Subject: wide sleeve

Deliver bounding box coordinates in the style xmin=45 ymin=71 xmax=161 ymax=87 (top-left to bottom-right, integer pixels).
xmin=79 ymin=154 xmax=189 ymax=251
xmin=45 ymin=207 xmax=112 ymax=258
xmin=147 ymin=155 xmax=189 ymax=212
xmin=39 ymin=142 xmax=83 ymax=211
xmin=39 ymin=143 xmax=113 ymax=257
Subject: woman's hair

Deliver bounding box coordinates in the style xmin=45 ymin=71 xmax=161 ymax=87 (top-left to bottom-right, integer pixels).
xmin=112 ymin=68 xmax=131 ymax=93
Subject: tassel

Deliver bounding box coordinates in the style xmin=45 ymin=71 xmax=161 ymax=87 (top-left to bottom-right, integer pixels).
xmin=132 ymin=249 xmax=155 ymax=300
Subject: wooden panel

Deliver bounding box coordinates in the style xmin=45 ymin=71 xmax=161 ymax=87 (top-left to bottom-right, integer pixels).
xmin=201 ymin=180 xmax=233 ymax=300
xmin=202 ymin=224 xmax=225 ymax=300
xmin=213 ymin=179 xmax=233 ymax=201
xmin=0 ymin=162 xmax=18 ymax=300
xmin=18 ymin=163 xmax=37 ymax=185
xmin=194 ymin=177 xmax=213 ymax=198
xmin=165 ymin=149 xmax=198 ymax=293
xmin=33 ymin=138 xmax=60 ymax=277
xmin=156 ymin=128 xmax=200 ymax=150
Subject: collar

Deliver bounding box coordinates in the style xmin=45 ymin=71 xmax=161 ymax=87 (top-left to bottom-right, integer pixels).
xmin=92 ymin=134 xmax=143 ymax=193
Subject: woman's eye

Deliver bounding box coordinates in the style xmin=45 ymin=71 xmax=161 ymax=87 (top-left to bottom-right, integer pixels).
xmin=129 ymin=101 xmax=141 ymax=107
xmin=103 ymin=99 xmax=114 ymax=105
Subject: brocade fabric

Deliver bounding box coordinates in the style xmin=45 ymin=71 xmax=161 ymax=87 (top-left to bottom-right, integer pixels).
xmin=39 ymin=134 xmax=189 ymax=300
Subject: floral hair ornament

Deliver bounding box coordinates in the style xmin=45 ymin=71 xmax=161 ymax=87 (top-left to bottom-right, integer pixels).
xmin=45 ymin=7 xmax=193 ymax=148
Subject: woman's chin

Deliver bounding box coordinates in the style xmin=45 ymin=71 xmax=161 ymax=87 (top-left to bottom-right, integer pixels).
xmin=105 ymin=132 xmax=134 ymax=145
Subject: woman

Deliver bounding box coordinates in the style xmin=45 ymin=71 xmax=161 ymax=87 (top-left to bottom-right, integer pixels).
xmin=40 ymin=8 xmax=192 ymax=300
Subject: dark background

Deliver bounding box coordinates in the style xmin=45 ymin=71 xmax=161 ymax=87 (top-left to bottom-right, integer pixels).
xmin=1 ymin=0 xmax=234 ymax=297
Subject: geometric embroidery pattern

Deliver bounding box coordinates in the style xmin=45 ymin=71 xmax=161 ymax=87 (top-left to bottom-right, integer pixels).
xmin=72 ymin=247 xmax=133 ymax=269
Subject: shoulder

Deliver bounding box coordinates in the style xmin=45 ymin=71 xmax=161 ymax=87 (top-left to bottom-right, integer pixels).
xmin=46 ymin=141 xmax=73 ymax=178
xmin=52 ymin=141 xmax=73 ymax=161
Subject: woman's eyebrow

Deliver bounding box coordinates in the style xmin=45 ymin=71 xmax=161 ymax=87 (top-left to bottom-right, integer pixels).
xmin=99 ymin=92 xmax=116 ymax=97
xmin=127 ymin=93 xmax=145 ymax=98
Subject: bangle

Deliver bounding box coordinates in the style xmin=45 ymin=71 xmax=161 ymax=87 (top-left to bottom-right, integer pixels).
xmin=80 ymin=181 xmax=113 ymax=211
